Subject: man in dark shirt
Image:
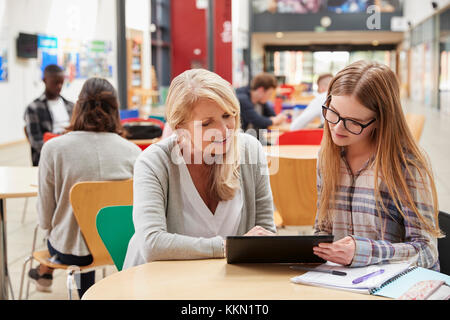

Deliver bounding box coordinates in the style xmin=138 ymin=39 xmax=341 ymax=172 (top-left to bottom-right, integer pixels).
xmin=236 ymin=73 xmax=287 ymax=136
xmin=24 ymin=65 xmax=74 ymax=166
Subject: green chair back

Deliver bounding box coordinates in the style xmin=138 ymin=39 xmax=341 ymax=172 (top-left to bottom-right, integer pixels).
xmin=148 ymin=115 xmax=166 ymax=123
xmin=96 ymin=205 xmax=135 ymax=271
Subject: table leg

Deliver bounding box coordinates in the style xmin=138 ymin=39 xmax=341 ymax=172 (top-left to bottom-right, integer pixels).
xmin=0 ymin=198 xmax=8 ymax=300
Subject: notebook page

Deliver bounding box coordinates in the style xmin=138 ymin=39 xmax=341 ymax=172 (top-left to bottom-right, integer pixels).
xmin=291 ymin=262 xmax=411 ymax=292
xmin=373 ymin=267 xmax=450 ymax=299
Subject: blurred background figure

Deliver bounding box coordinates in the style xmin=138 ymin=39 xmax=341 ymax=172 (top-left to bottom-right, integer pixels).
xmin=290 ymin=73 xmax=333 ymax=131
xmin=236 ymin=72 xmax=287 ymax=140
xmin=23 ymin=64 xmax=74 ymax=166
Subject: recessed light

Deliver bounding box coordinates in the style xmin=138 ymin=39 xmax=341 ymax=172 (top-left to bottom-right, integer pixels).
xmin=320 ymin=16 xmax=332 ymax=28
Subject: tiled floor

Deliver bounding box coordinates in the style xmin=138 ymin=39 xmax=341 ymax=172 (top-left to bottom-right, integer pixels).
xmin=1 ymin=99 xmax=449 ymax=300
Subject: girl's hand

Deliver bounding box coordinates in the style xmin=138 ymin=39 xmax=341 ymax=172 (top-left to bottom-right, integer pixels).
xmin=244 ymin=226 xmax=275 ymax=236
xmin=313 ymin=236 xmax=356 ymax=266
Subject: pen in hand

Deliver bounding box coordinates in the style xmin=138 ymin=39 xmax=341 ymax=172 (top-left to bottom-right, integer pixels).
xmin=290 ymin=266 xmax=347 ymax=276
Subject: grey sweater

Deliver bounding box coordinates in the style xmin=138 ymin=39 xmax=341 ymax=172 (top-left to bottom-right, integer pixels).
xmin=37 ymin=131 xmax=141 ymax=256
xmin=123 ymin=133 xmax=276 ymax=269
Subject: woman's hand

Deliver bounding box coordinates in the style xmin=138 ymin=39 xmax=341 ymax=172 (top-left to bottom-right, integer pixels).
xmin=244 ymin=226 xmax=275 ymax=236
xmin=313 ymin=236 xmax=356 ymax=266
xmin=224 ymin=226 xmax=274 ymax=257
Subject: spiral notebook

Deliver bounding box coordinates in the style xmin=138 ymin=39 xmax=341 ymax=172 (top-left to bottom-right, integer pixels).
xmin=291 ymin=262 xmax=450 ymax=299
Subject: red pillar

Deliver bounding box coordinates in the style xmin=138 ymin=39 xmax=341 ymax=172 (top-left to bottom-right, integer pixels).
xmin=171 ymin=0 xmax=232 ymax=83
xmin=214 ymin=0 xmax=232 ymax=83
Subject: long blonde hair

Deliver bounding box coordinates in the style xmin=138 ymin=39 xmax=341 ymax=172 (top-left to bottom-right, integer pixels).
xmin=165 ymin=68 xmax=241 ymax=201
xmin=318 ymin=60 xmax=441 ymax=238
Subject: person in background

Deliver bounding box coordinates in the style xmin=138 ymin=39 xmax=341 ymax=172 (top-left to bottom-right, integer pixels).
xmin=29 ymin=78 xmax=141 ymax=298
xmin=236 ymin=72 xmax=287 ymax=137
xmin=313 ymin=61 xmax=442 ymax=270
xmin=290 ymin=73 xmax=333 ymax=131
xmin=24 ymin=64 xmax=74 ymax=166
xmin=123 ymin=69 xmax=276 ymax=269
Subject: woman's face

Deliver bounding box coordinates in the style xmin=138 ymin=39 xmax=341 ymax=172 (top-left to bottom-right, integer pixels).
xmin=178 ymin=99 xmax=236 ymax=161
xmin=326 ymin=95 xmax=377 ymax=148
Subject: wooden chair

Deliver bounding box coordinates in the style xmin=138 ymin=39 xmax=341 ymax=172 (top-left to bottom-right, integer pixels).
xmin=405 ymin=113 xmax=425 ymax=142
xmin=19 ymin=179 xmax=133 ymax=299
xmin=267 ymin=155 xmax=317 ymax=227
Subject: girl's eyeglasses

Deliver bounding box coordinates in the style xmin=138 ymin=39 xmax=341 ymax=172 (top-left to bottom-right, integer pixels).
xmin=322 ymin=105 xmax=376 ymax=135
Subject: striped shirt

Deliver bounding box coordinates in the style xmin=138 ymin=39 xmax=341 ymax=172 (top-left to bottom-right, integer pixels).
xmin=314 ymin=149 xmax=440 ymax=271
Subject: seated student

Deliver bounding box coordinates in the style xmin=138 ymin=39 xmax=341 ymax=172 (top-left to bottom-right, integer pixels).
xmin=123 ymin=69 xmax=276 ymax=269
xmin=290 ymin=73 xmax=333 ymax=131
xmin=29 ymin=78 xmax=141 ymax=297
xmin=236 ymin=73 xmax=287 ymax=135
xmin=24 ymin=64 xmax=74 ymax=166
xmin=313 ymin=60 xmax=442 ymax=270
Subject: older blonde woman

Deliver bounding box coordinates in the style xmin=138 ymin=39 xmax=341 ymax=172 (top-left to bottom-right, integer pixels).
xmin=123 ymin=69 xmax=276 ymax=268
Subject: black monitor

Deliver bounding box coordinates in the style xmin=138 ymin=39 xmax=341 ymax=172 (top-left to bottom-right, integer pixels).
xmin=17 ymin=33 xmax=38 ymax=58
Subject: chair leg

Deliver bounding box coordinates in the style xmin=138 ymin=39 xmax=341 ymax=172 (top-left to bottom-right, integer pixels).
xmin=18 ymin=256 xmax=33 ymax=300
xmin=67 ymin=269 xmax=75 ymax=300
xmin=25 ymin=258 xmax=34 ymax=299
xmin=23 ymin=225 xmax=39 ymax=299
xmin=21 ymin=198 xmax=29 ymax=224
xmin=66 ymin=266 xmax=81 ymax=300
xmin=8 ymin=272 xmax=15 ymax=300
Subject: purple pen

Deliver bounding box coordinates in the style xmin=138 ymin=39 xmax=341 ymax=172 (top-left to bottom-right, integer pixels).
xmin=352 ymin=269 xmax=385 ymax=284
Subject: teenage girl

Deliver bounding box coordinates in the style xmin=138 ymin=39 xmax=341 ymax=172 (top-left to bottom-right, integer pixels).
xmin=313 ymin=60 xmax=442 ymax=271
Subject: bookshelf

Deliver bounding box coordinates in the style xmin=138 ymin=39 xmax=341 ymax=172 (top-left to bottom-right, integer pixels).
xmin=126 ymin=29 xmax=143 ymax=109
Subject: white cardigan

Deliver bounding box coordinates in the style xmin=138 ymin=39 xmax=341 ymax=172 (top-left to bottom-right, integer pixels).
xmin=123 ymin=133 xmax=276 ymax=269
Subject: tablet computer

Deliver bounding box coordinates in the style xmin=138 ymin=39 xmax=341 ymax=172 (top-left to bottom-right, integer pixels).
xmin=226 ymin=235 xmax=334 ymax=264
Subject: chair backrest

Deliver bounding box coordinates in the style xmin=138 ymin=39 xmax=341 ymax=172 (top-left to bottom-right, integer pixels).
xmin=119 ymin=109 xmax=139 ymax=120
xmin=121 ymin=117 xmax=165 ymax=129
xmin=148 ymin=115 xmax=166 ymax=123
xmin=267 ymin=155 xmax=317 ymax=226
xmin=43 ymin=132 xmax=60 ymax=143
xmin=69 ymin=180 xmax=133 ymax=267
xmin=24 ymin=126 xmax=30 ymax=143
xmin=405 ymin=113 xmax=425 ymax=142
xmin=438 ymin=211 xmax=450 ymax=275
xmin=278 ymin=129 xmax=324 ymax=146
xmin=96 ymin=206 xmax=135 ymax=271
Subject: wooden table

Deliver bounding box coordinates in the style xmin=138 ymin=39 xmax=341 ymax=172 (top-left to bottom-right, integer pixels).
xmin=263 ymin=145 xmax=320 ymax=159
xmin=0 ymin=166 xmax=38 ymax=300
xmin=82 ymin=259 xmax=385 ymax=300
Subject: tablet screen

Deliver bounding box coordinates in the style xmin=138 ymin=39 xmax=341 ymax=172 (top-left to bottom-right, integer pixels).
xmin=226 ymin=235 xmax=334 ymax=264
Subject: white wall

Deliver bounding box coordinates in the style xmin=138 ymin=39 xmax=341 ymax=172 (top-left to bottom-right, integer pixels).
xmin=403 ymin=0 xmax=450 ymax=27
xmin=0 ymin=0 xmax=117 ymax=145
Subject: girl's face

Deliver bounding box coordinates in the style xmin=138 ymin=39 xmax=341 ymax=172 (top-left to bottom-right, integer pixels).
xmin=178 ymin=99 xmax=236 ymax=159
xmin=326 ymin=95 xmax=377 ymax=148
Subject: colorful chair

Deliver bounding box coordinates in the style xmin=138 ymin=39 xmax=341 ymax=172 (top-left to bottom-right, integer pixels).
xmin=278 ymin=129 xmax=324 ymax=145
xmin=96 ymin=206 xmax=135 ymax=271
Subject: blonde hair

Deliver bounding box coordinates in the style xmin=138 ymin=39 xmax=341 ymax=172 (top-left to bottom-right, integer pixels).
xmin=318 ymin=60 xmax=442 ymax=238
xmin=165 ymin=68 xmax=241 ymax=201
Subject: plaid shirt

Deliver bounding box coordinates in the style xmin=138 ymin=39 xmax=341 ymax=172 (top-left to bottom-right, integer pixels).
xmin=314 ymin=149 xmax=440 ymax=271
xmin=24 ymin=93 xmax=74 ymax=165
